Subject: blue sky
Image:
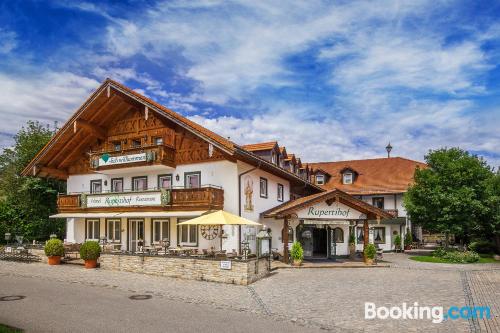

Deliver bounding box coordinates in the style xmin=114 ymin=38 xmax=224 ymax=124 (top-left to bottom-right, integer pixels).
xmin=0 ymin=0 xmax=499 ymax=167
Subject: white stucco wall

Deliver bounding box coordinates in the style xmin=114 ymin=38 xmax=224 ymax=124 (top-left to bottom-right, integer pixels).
xmin=358 ymin=193 xmax=407 ymax=217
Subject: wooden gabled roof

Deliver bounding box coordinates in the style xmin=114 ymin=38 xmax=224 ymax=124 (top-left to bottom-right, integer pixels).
xmin=21 ymin=79 xmax=322 ymax=192
xmin=262 ymin=188 xmax=393 ymax=219
xmin=309 ymin=157 xmax=427 ymax=195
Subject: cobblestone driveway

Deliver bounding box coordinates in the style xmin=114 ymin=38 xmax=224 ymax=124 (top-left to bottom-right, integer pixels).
xmin=0 ymin=254 xmax=498 ymax=332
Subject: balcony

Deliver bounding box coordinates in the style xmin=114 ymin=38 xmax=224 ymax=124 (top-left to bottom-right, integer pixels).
xmin=384 ymin=209 xmax=398 ymax=218
xmin=89 ymin=144 xmax=175 ymax=171
xmin=57 ymin=186 xmax=224 ymax=213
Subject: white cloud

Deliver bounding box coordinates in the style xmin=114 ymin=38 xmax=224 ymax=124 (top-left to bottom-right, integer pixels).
xmin=0 ymin=71 xmax=99 ymax=148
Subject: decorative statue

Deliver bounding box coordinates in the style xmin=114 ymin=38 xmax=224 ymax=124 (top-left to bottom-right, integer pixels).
xmin=244 ymin=177 xmax=254 ymax=212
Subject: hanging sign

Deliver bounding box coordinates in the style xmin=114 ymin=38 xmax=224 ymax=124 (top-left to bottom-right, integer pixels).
xmin=296 ymin=201 xmax=366 ymax=220
xmin=98 ymin=153 xmax=147 ymax=167
xmin=86 ymin=192 xmax=163 ymax=208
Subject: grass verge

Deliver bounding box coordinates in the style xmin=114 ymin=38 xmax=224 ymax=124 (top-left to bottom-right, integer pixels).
xmin=410 ymin=255 xmax=498 ymax=264
xmin=0 ymin=324 xmax=22 ymax=333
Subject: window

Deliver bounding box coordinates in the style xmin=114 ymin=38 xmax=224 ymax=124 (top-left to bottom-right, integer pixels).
xmin=106 ymin=219 xmax=121 ymax=242
xmin=184 ymin=172 xmax=201 ymax=189
xmin=277 ymin=183 xmax=284 ymax=202
xmin=154 ymin=137 xmax=163 ymax=145
xmin=372 ymin=197 xmax=385 ymax=209
xmin=158 ymin=174 xmax=172 ymax=189
xmin=373 ymin=227 xmax=386 ymax=244
xmin=260 ymin=177 xmax=268 ymax=198
xmin=356 ymin=227 xmax=364 ymax=243
xmin=332 ymin=227 xmax=344 ymax=243
xmin=111 ymin=178 xmax=123 ymax=192
xmin=113 ymin=141 xmax=121 ymax=152
xmin=281 ymin=226 xmax=294 ymax=243
xmin=90 ymin=179 xmax=102 ymax=194
xmin=132 ymin=139 xmax=141 ymax=148
xmin=316 ymin=174 xmax=325 ymax=185
xmin=86 ymin=219 xmax=100 ymax=240
xmin=178 ymin=219 xmax=197 ymax=246
xmin=343 ymin=172 xmax=353 ymax=184
xmin=152 ymin=219 xmax=169 ymax=243
xmin=132 ymin=176 xmax=148 ymax=191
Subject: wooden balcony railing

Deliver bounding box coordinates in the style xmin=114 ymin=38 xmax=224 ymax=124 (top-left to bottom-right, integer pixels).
xmin=89 ymin=144 xmax=175 ymax=170
xmin=57 ymin=186 xmax=224 ymax=213
xmin=384 ymin=209 xmax=398 ymax=217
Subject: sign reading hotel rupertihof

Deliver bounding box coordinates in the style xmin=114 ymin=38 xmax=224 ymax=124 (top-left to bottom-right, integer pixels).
xmin=296 ymin=201 xmax=366 ymax=220
xmin=86 ymin=192 xmax=163 ymax=208
xmin=98 ymin=153 xmax=147 ymax=167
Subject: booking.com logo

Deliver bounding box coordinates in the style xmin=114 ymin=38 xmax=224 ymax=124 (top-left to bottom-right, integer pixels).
xmin=365 ymin=302 xmax=492 ymax=324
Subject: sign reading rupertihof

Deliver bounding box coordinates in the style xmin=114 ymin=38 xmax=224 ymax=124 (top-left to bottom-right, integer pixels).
xmin=86 ymin=192 xmax=162 ymax=208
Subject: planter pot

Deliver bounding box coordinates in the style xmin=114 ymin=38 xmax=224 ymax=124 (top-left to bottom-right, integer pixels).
xmin=364 ymin=258 xmax=374 ymax=265
xmin=47 ymin=256 xmax=61 ymax=265
xmin=84 ymin=259 xmax=98 ymax=269
xmin=404 ymin=245 xmax=412 ymax=251
xmin=292 ymin=259 xmax=303 ymax=266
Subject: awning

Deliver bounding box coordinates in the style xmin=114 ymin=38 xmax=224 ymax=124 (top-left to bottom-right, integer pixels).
xmin=50 ymin=211 xmax=207 ymax=219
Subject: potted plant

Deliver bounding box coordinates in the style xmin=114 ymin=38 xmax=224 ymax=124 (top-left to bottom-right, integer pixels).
xmin=290 ymin=241 xmax=304 ymax=266
xmin=348 ymin=232 xmax=356 ymax=259
xmin=364 ymin=243 xmax=376 ymax=265
xmin=44 ymin=238 xmax=64 ymax=265
xmin=79 ymin=241 xmax=101 ymax=269
xmin=404 ymin=228 xmax=413 ymax=251
xmin=394 ymin=234 xmax=402 ymax=252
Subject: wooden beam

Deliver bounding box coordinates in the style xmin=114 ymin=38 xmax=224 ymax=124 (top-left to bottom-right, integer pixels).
xmin=57 ymin=135 xmax=93 ymax=168
xmin=283 ymin=215 xmax=289 ymax=264
xmin=363 ymin=219 xmax=369 ymax=262
xmin=145 ymin=106 xmax=149 ymax=120
xmin=39 ymin=166 xmax=68 ymax=179
xmin=73 ymin=119 xmax=106 ymax=140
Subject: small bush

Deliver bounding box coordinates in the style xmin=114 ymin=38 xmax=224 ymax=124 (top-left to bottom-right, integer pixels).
xmin=44 ymin=239 xmax=64 ymax=257
xmin=432 ymin=247 xmax=448 ymax=258
xmin=394 ymin=235 xmax=402 ymax=249
xmin=404 ymin=229 xmax=413 ymax=246
xmin=468 ymin=240 xmax=496 ymax=254
xmin=443 ymin=250 xmax=480 ymax=263
xmin=290 ymin=241 xmax=304 ymax=261
xmin=79 ymin=241 xmax=101 ymax=260
xmin=348 ymin=232 xmax=356 ymax=245
xmin=364 ymin=243 xmax=377 ymax=259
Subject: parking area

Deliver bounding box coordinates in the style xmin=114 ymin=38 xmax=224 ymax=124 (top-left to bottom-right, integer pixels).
xmin=0 ymin=254 xmax=498 ymax=332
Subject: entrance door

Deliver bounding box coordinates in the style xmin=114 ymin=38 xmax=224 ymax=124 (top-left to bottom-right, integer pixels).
xmin=129 ymin=219 xmax=144 ymax=252
xmin=312 ymin=227 xmax=328 ymax=258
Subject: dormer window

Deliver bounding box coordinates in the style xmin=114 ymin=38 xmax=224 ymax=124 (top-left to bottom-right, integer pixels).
xmin=271 ymin=152 xmax=276 ymax=164
xmin=316 ymin=174 xmax=325 ymax=185
xmin=343 ymin=172 xmax=353 ymax=184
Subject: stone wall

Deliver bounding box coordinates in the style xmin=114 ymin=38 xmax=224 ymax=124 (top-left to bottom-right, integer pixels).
xmin=99 ymin=254 xmax=270 ymax=285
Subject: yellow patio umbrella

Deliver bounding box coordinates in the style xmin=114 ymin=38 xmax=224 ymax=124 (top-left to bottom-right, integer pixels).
xmin=177 ymin=210 xmax=262 ymax=250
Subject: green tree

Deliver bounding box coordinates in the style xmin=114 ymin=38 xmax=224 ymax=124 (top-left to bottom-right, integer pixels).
xmin=0 ymin=121 xmax=66 ymax=242
xmin=482 ymin=171 xmax=500 ymax=252
xmin=404 ymin=148 xmax=493 ymax=248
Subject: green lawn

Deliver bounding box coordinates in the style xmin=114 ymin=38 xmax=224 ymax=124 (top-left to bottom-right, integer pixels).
xmin=410 ymin=255 xmax=499 ymax=264
xmin=0 ymin=324 xmax=22 ymax=333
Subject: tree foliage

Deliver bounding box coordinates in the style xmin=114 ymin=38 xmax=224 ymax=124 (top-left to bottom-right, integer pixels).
xmin=0 ymin=121 xmax=66 ymax=242
xmin=404 ymin=147 xmax=498 ymax=250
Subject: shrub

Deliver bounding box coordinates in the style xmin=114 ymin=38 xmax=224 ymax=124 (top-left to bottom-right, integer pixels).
xmin=290 ymin=241 xmax=304 ymax=261
xmin=443 ymin=250 xmax=480 ymax=263
xmin=348 ymin=232 xmax=356 ymax=245
xmin=44 ymin=239 xmax=64 ymax=257
xmin=404 ymin=229 xmax=413 ymax=246
xmin=468 ymin=240 xmax=496 ymax=254
xmin=432 ymin=247 xmax=448 ymax=258
xmin=394 ymin=235 xmax=402 ymax=249
xmin=79 ymin=241 xmax=101 ymax=260
xmin=364 ymin=243 xmax=377 ymax=259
